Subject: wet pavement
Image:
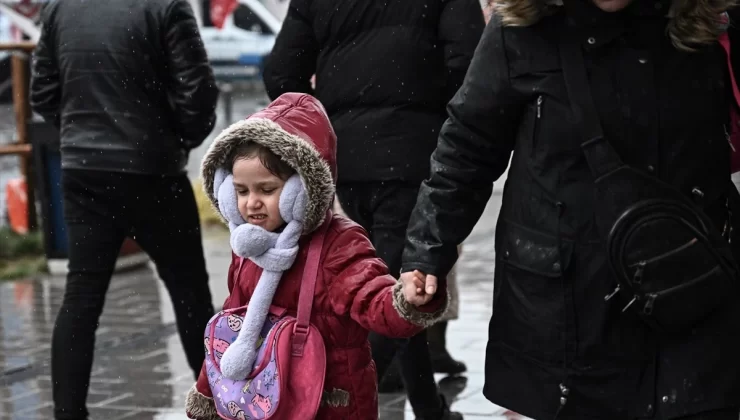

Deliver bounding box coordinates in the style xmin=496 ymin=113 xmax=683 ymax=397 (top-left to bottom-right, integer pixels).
xmin=0 ymin=193 xmax=514 ymax=419
xmin=0 ymin=89 xmax=521 ymax=419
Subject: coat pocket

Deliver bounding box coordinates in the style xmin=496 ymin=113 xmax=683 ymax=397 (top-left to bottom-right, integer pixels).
xmin=492 ymin=220 xmax=575 ymax=363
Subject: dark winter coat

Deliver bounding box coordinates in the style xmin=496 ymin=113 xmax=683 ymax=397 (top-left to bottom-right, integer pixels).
xmin=30 ymin=0 xmax=219 ymax=175
xmin=186 ymin=93 xmax=447 ymax=420
xmin=262 ymin=0 xmax=485 ymax=184
xmin=402 ymin=1 xmax=740 ymax=419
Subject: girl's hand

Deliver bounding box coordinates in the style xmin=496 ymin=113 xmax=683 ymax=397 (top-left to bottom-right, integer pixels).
xmin=401 ymin=270 xmax=438 ymax=306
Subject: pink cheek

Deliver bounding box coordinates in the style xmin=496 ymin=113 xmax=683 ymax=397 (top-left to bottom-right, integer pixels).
xmin=271 ymin=202 xmax=282 ymax=219
xmin=237 ymin=199 xmax=249 ymax=219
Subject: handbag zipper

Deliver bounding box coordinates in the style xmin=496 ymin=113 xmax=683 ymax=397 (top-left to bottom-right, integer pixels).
xmin=643 ymin=265 xmax=723 ymax=314
xmin=632 ymin=261 xmax=646 ymax=285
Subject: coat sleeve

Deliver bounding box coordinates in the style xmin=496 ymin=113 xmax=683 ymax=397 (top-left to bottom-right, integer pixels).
xmin=401 ymin=17 xmax=526 ymax=278
xmin=30 ymin=5 xmax=61 ymax=127
xmin=186 ymin=255 xmax=241 ymax=419
xmin=325 ymin=227 xmax=448 ymax=335
xmin=438 ymin=0 xmax=485 ymax=103
xmin=186 ymin=368 xmax=216 ymax=420
xmin=163 ymin=0 xmax=219 ymax=150
xmin=262 ymin=0 xmax=318 ymax=100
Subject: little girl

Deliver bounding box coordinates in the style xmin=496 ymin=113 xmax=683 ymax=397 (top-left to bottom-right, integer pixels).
xmin=185 ymin=93 xmax=448 ymax=419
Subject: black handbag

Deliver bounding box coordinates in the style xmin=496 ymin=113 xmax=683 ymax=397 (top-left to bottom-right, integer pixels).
xmin=558 ymin=30 xmax=740 ymax=332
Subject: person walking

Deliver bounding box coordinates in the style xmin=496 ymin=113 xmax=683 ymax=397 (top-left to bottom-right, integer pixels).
xmin=400 ymin=0 xmax=740 ymax=419
xmin=262 ymin=1 xmax=484 ymax=418
xmin=185 ymin=92 xmax=449 ymax=420
xmin=30 ymin=0 xmax=219 ymax=418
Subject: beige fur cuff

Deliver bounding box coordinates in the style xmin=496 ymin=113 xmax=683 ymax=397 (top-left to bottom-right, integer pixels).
xmin=185 ymin=384 xmax=220 ymax=420
xmin=391 ymin=282 xmax=449 ymax=328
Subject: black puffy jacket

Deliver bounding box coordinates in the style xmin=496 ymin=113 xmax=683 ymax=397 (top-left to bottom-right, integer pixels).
xmin=30 ymin=0 xmax=218 ymax=175
xmin=262 ymin=0 xmax=484 ymax=184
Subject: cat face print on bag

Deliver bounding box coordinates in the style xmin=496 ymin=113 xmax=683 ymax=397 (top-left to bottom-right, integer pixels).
xmin=204 ymin=308 xmax=288 ymax=420
xmin=227 ymin=401 xmax=247 ymax=420
xmin=251 ymin=394 xmax=273 ymax=414
xmin=227 ymin=314 xmax=243 ymax=331
xmin=212 ymin=338 xmax=230 ymax=359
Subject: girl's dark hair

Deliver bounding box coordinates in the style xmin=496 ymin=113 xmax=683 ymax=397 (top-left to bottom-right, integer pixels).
xmin=230 ymin=142 xmax=295 ymax=180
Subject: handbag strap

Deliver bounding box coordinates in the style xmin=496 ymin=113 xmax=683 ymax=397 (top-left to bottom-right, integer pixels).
xmin=562 ymin=19 xmax=739 ymax=176
xmin=292 ymin=210 xmax=332 ymax=356
xmin=720 ymin=31 xmax=740 ymax=109
xmin=558 ymin=29 xmax=625 ymax=180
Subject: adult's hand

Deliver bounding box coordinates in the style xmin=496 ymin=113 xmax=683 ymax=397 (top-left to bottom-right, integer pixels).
xmin=401 ymin=270 xmax=439 ymax=306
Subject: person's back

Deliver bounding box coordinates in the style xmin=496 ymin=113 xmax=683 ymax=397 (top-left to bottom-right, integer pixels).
xmin=262 ymin=2 xmax=484 ymax=418
xmin=32 ymin=0 xmax=218 ymax=174
xmin=30 ymin=2 xmax=218 ymax=418
xmin=263 ymin=0 xmax=484 ymax=183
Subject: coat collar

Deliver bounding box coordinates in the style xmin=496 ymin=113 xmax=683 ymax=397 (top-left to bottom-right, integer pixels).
xmin=562 ymin=0 xmax=671 ymax=49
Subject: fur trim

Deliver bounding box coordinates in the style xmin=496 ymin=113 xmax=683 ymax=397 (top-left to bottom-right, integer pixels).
xmin=391 ymin=282 xmax=449 ymax=328
xmin=185 ymin=384 xmax=220 ymax=420
xmin=321 ymin=388 xmax=351 ymax=408
xmin=666 ymin=0 xmax=737 ymax=51
xmin=490 ymin=0 xmax=738 ymax=52
xmin=201 ymin=118 xmax=335 ymax=234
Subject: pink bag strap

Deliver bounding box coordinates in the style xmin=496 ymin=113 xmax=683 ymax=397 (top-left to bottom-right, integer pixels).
xmin=292 ymin=210 xmax=332 ymax=356
xmin=719 ymin=16 xmax=740 ymax=109
xmin=227 ymin=258 xmax=247 ymax=308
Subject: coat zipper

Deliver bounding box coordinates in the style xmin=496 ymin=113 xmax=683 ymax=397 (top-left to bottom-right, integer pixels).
xmin=536 ymin=95 xmax=543 ymax=119
xmin=531 ymin=95 xmax=543 ymax=151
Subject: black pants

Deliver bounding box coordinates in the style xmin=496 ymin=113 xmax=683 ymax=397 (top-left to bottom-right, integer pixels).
xmin=53 ymin=170 xmax=214 ymax=420
xmin=337 ymin=181 xmax=442 ymax=417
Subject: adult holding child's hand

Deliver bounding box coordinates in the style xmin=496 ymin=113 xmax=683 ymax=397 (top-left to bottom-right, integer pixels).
xmin=400 ymin=1 xmax=740 ymax=419
xmin=401 ymin=270 xmax=439 ymax=306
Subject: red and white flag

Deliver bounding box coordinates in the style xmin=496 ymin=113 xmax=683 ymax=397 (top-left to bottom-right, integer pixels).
xmin=210 ymin=0 xmax=239 ymax=29
xmin=10 ymin=0 xmax=41 ymax=41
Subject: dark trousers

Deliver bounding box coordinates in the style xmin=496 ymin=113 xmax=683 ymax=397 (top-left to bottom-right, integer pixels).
xmin=53 ymin=169 xmax=214 ymax=420
xmin=337 ymin=181 xmax=442 ymax=417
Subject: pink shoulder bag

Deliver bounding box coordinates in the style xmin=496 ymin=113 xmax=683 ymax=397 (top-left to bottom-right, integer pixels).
xmin=203 ymin=215 xmax=330 ymax=420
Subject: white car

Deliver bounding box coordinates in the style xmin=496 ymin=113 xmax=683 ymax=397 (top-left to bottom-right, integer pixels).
xmin=202 ymin=26 xmax=275 ymax=81
xmin=200 ymin=3 xmax=279 ymax=82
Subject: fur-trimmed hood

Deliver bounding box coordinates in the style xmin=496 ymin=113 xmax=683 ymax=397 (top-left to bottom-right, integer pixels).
xmin=492 ymin=0 xmax=737 ymax=51
xmin=201 ymin=93 xmax=337 ymax=233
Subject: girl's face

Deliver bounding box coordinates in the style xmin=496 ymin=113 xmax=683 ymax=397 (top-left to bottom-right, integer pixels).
xmin=232 ymin=157 xmax=287 ymax=232
xmin=591 ymin=0 xmax=635 ymax=12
